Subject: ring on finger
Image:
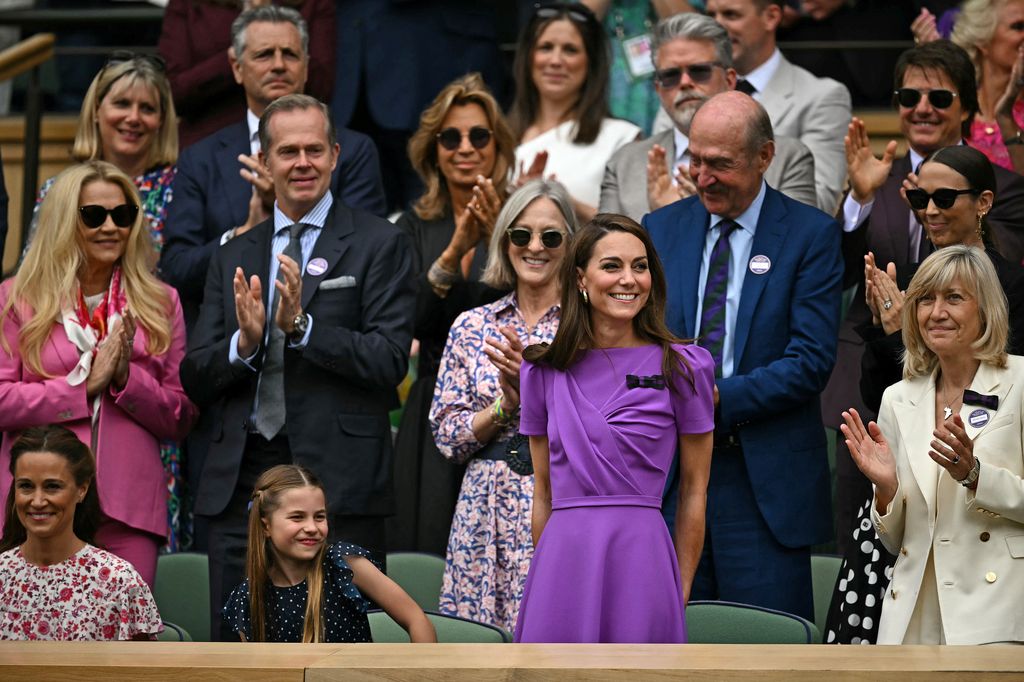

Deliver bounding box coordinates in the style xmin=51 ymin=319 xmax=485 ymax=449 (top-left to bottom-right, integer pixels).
xmin=883 ymin=299 xmax=893 ymax=310
xmin=952 ymin=454 xmax=961 ymax=464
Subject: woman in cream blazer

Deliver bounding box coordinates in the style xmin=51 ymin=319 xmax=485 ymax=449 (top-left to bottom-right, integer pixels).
xmin=842 ymin=245 xmax=1024 ymax=645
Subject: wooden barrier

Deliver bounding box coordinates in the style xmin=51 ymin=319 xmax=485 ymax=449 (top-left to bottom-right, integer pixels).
xmin=1 ymin=642 xmax=1023 ymax=681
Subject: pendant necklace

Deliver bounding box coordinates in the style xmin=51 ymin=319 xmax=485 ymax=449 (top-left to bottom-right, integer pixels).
xmin=939 ymin=377 xmax=965 ymax=421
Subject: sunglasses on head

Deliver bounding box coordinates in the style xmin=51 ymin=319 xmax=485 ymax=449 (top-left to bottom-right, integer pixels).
xmin=436 ymin=126 xmax=492 ymax=151
xmin=79 ymin=204 xmax=139 ymax=229
xmin=507 ymin=227 xmax=565 ymax=248
xmin=894 ymin=88 xmax=958 ymax=109
xmin=104 ymin=50 xmax=166 ymax=73
xmin=654 ymin=63 xmax=722 ymax=88
xmin=904 ymin=187 xmax=979 ymax=210
xmin=533 ymin=2 xmax=595 ymax=24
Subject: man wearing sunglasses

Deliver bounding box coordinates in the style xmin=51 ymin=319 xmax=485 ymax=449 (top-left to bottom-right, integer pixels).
xmin=600 ymin=12 xmax=817 ymax=222
xmin=161 ymin=5 xmax=387 ymax=328
xmin=181 ymin=94 xmax=414 ymax=641
xmin=824 ymin=40 xmax=1024 ymax=554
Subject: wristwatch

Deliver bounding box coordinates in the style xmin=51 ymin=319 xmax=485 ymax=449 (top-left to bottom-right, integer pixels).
xmin=1004 ymin=130 xmax=1024 ymax=146
xmin=289 ymin=312 xmax=309 ymax=342
xmin=959 ymin=455 xmax=981 ymax=487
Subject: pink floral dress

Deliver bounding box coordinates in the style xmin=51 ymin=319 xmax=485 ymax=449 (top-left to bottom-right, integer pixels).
xmin=430 ymin=292 xmax=560 ymax=632
xmin=0 ymin=545 xmax=162 ymax=640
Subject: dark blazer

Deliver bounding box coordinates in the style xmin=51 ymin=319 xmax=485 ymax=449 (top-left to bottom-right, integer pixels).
xmin=180 ymin=202 xmax=415 ymax=518
xmin=643 ymin=186 xmax=843 ymax=548
xmin=159 ymin=121 xmax=387 ymax=314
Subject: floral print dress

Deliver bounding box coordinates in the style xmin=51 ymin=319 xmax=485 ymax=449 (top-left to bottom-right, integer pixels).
xmin=0 ymin=545 xmax=162 ymax=640
xmin=430 ymin=292 xmax=560 ymax=632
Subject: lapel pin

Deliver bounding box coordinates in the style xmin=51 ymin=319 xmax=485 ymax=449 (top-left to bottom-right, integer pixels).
xmin=306 ymin=257 xmax=328 ymax=277
xmin=748 ymin=254 xmax=771 ymax=275
xmin=968 ymin=409 xmax=990 ymax=428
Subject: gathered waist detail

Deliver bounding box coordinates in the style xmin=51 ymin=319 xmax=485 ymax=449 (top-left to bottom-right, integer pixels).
xmin=551 ymin=495 xmax=662 ymax=511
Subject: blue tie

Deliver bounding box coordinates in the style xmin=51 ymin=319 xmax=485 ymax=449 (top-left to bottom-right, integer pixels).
xmin=699 ymin=220 xmax=738 ymax=377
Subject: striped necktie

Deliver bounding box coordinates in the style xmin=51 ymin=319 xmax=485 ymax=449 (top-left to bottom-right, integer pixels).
xmin=699 ymin=219 xmax=738 ymax=377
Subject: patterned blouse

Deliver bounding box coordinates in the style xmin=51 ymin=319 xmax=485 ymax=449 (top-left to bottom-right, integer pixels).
xmin=969 ymin=99 xmax=1024 ymax=172
xmin=0 ymin=544 xmax=162 ymax=640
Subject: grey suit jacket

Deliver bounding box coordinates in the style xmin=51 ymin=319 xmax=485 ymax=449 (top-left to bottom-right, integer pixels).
xmin=599 ymin=127 xmax=817 ymax=222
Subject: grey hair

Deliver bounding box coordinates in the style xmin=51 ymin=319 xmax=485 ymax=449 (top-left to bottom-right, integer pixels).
xmin=259 ymin=93 xmax=336 ymax=151
xmin=231 ymin=5 xmax=309 ymax=60
xmin=651 ymin=12 xmax=733 ymax=70
xmin=745 ymin=100 xmax=774 ymax=153
xmin=481 ymin=179 xmax=578 ymax=290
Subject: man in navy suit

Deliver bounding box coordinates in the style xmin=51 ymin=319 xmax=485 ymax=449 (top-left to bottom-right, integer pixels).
xmin=643 ymin=91 xmax=842 ymax=620
xmin=160 ymin=5 xmax=386 ymax=326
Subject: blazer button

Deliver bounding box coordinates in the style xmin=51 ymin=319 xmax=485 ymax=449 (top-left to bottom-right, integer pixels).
xmin=890 ymin=589 xmax=898 ymax=599
xmin=980 ymin=532 xmax=991 ymax=542
xmin=986 ymin=572 xmax=997 ymax=583
xmin=900 ymin=547 xmax=908 ymax=556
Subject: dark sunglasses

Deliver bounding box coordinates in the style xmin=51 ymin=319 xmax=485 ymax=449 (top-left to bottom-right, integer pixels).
xmin=79 ymin=204 xmax=139 ymax=229
xmin=534 ymin=2 xmax=595 ymax=24
xmin=436 ymin=126 xmax=492 ymax=151
xmin=894 ymin=88 xmax=957 ymax=109
xmin=507 ymin=227 xmax=565 ymax=248
xmin=904 ymin=187 xmax=979 ymax=210
xmin=654 ymin=63 xmax=723 ymax=88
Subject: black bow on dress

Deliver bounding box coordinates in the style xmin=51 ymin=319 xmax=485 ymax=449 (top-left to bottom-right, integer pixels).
xmin=626 ymin=374 xmax=665 ymax=390
xmin=963 ymin=389 xmax=998 ymax=411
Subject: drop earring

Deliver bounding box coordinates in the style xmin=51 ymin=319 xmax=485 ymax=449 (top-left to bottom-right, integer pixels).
xmin=580 ymin=289 xmax=589 ymax=305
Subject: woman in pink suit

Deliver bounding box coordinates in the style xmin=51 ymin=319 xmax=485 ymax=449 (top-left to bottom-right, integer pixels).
xmin=0 ymin=161 xmax=198 ymax=587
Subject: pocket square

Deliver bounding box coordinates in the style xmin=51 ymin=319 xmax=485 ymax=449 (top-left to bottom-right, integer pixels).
xmin=319 ymin=275 xmax=357 ymax=290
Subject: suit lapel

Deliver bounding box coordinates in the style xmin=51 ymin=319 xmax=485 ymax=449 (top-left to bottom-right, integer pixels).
xmin=962 ymin=362 xmax=1012 ymax=442
xmin=301 ymin=204 xmax=353 ymax=311
xmin=892 ymin=373 xmax=940 ymax=516
xmin=238 ymin=221 xmax=274 ymax=315
xmin=733 ymin=189 xmax=787 ymax=367
xmin=759 ymin=57 xmax=794 ymax=127
xmin=675 ymin=201 xmax=708 ymax=339
xmin=879 ymin=156 xmax=912 ymax=265
xmin=220 ymin=122 xmax=257 ymax=229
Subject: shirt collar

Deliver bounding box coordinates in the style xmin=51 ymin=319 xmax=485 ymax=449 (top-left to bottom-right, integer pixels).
xmin=709 ymin=180 xmax=767 ymax=235
xmin=672 ymin=127 xmax=690 ymax=164
xmin=246 ymin=109 xmax=261 ymax=154
xmin=273 ymin=191 xmax=333 ymax=235
xmin=742 ymin=48 xmax=782 ymax=94
xmin=494 ymin=290 xmax=561 ymax=320
xmin=908 ymin=139 xmax=965 ymax=173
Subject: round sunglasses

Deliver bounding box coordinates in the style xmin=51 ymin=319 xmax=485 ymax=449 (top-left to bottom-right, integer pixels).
xmin=506 ymin=227 xmax=565 ymax=249
xmin=894 ymin=88 xmax=958 ymax=109
xmin=79 ymin=204 xmax=139 ymax=229
xmin=436 ymin=126 xmax=492 ymax=151
xmin=904 ymin=187 xmax=979 ymax=211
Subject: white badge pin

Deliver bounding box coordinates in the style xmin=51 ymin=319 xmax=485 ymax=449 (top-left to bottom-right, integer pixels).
xmin=968 ymin=409 xmax=989 ymax=428
xmin=749 ymin=255 xmax=771 ymax=275
xmin=306 ymin=257 xmax=328 ymax=277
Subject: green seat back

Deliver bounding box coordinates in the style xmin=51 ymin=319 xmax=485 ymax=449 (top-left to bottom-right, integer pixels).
xmin=156 ymin=621 xmax=192 ymax=641
xmin=368 ymin=610 xmax=511 ymax=643
xmin=385 ymin=552 xmax=446 ymax=612
xmin=686 ymin=600 xmax=819 ymax=644
xmin=154 ymin=552 xmax=210 ymax=642
xmin=811 ymin=554 xmax=843 ymax=642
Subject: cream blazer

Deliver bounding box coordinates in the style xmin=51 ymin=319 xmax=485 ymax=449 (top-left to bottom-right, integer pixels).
xmin=872 ymin=356 xmax=1024 ymax=644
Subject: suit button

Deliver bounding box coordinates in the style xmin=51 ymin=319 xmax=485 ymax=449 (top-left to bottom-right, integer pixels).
xmin=980 ymin=532 xmax=991 ymax=542
xmin=986 ymin=572 xmax=998 ymax=583
xmin=890 ymin=589 xmax=898 ymax=599
xmin=900 ymin=547 xmax=908 ymax=556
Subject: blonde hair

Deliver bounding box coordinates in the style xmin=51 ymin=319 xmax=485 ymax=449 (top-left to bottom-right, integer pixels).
xmin=951 ymin=0 xmax=1004 ymax=83
xmin=74 ymin=58 xmax=178 ymax=169
xmin=1 ymin=161 xmax=171 ymax=376
xmin=902 ymin=245 xmax=1008 ymax=378
xmin=246 ymin=464 xmax=328 ymax=643
xmin=408 ymin=73 xmax=516 ymax=221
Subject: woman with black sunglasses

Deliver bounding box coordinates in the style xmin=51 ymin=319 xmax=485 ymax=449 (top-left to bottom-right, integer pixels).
xmin=510 ymin=2 xmax=641 ymax=222
xmin=825 ymin=144 xmax=1024 ymax=644
xmin=430 ymin=179 xmax=577 ymax=633
xmin=0 ymin=161 xmax=197 ymax=590
xmin=388 ymin=74 xmax=517 ymax=557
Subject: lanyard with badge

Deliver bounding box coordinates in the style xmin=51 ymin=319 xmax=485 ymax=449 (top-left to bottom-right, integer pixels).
xmin=614 ymin=10 xmax=655 ymax=82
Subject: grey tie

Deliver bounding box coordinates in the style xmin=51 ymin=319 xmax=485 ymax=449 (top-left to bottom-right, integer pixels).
xmin=253 ymin=222 xmax=308 ymax=439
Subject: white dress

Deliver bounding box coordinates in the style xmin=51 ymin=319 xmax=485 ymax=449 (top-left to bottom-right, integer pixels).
xmin=515 ymin=118 xmax=641 ymax=209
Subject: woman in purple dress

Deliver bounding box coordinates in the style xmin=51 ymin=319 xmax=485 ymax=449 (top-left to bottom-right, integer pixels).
xmin=515 ymin=214 xmax=715 ymax=643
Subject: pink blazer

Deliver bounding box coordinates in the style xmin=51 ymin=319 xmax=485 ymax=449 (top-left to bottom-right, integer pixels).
xmin=0 ymin=280 xmax=198 ymax=538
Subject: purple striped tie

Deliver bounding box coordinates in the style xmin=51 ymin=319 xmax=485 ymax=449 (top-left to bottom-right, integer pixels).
xmin=699 ymin=220 xmax=738 ymax=376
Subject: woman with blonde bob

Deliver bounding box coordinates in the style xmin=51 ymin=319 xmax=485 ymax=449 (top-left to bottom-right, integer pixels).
xmin=0 ymin=161 xmax=196 ymax=587
xmin=842 ymin=245 xmax=1024 ymax=644
xmin=390 ymin=72 xmax=517 ymax=554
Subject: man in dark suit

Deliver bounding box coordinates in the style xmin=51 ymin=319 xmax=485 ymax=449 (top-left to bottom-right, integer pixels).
xmin=644 ymin=91 xmax=842 ymax=620
xmin=181 ymin=94 xmax=414 ymax=639
xmin=161 ymin=5 xmax=386 ymax=326
xmin=823 ymin=40 xmax=1024 ymax=551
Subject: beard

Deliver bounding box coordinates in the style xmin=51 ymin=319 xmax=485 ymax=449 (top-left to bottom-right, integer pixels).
xmin=665 ymin=91 xmax=708 ymax=133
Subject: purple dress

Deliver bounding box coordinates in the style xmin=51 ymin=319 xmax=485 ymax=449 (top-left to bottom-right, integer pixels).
xmin=515 ymin=344 xmax=715 ymax=643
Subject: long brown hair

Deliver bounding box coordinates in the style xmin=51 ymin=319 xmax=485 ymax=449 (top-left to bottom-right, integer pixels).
xmin=245 ymin=464 xmax=328 ymax=643
xmin=0 ymin=425 xmax=101 ymax=553
xmin=523 ymin=214 xmax=695 ymax=391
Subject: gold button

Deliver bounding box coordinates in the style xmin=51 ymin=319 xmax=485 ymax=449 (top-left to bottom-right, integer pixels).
xmin=891 ymin=589 xmax=898 ymax=599
xmin=980 ymin=532 xmax=990 ymax=542
xmin=986 ymin=572 xmax=997 ymax=583
xmin=900 ymin=547 xmax=908 ymax=556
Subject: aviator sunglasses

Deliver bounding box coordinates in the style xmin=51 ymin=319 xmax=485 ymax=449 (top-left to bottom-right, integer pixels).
xmin=507 ymin=227 xmax=565 ymax=249
xmin=436 ymin=126 xmax=492 ymax=151
xmin=904 ymin=187 xmax=979 ymax=210
xmin=894 ymin=88 xmax=958 ymax=109
xmin=654 ymin=63 xmax=723 ymax=88
xmin=79 ymin=204 xmax=139 ymax=229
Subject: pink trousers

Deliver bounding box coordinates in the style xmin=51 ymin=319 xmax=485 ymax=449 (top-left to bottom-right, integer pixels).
xmin=95 ymin=515 xmax=163 ymax=588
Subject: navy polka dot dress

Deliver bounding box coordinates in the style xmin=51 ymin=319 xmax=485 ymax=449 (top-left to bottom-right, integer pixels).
xmin=222 ymin=542 xmax=374 ymax=642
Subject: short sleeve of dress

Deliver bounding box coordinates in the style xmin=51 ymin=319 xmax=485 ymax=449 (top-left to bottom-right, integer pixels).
xmin=518 ymin=358 xmax=548 ymax=436
xmin=113 ymin=567 xmax=163 ymax=640
xmin=670 ymin=344 xmax=716 ymax=435
xmin=221 ymin=581 xmax=253 ymax=642
xmin=325 ymin=542 xmax=374 ymax=613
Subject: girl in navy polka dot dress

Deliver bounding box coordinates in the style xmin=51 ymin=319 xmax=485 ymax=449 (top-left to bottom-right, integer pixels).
xmin=222 ymin=465 xmax=436 ymax=643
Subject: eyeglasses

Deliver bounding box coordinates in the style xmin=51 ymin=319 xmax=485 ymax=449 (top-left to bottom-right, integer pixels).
xmin=79 ymin=204 xmax=139 ymax=229
xmin=904 ymin=187 xmax=979 ymax=210
xmin=533 ymin=2 xmax=595 ymax=24
xmin=507 ymin=227 xmax=565 ymax=248
xmin=654 ymin=63 xmax=723 ymax=88
xmin=894 ymin=88 xmax=958 ymax=109
xmin=436 ymin=126 xmax=492 ymax=151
